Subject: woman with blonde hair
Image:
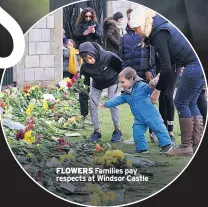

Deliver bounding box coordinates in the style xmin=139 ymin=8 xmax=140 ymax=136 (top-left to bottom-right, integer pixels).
xmin=74 ymin=7 xmax=102 ymax=48
xmin=129 ymin=6 xmax=205 ymax=156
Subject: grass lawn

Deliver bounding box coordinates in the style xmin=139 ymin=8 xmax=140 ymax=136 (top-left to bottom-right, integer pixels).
xmin=74 ymin=102 xmax=192 ymax=203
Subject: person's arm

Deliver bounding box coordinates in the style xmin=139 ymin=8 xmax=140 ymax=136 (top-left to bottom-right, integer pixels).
xmin=79 ymin=65 xmax=90 ymax=86
xmin=63 ymin=48 xmax=70 ymax=58
xmin=74 ymin=23 xmax=88 ymax=40
xmin=144 ymin=84 xmax=154 ymax=95
xmin=120 ymin=38 xmax=127 ymax=69
xmin=151 ymin=30 xmax=173 ymax=91
xmin=110 ymin=54 xmax=122 ymax=73
xmin=104 ymin=95 xmax=126 ymax=108
xmin=140 ymin=45 xmax=154 ymax=81
xmin=93 ymin=23 xmax=102 ymax=38
xmin=106 ymin=25 xmax=120 ymax=47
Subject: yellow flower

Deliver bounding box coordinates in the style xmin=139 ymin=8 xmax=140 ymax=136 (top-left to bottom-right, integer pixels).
xmin=105 ymin=191 xmax=117 ymax=201
xmin=26 ymin=153 xmax=34 ymax=158
xmin=89 ymin=192 xmax=101 ymax=206
xmin=112 ymin=150 xmax=125 ymax=159
xmin=126 ymin=160 xmax=132 ymax=168
xmin=25 ymin=108 xmax=31 ymax=115
xmin=42 ymin=100 xmax=48 ymax=110
xmin=97 ymin=157 xmax=105 ymax=165
xmin=103 ymin=155 xmax=113 ymax=160
xmin=26 ymin=93 xmax=30 ymax=96
xmin=28 ymin=103 xmax=35 ymax=110
xmin=24 ymin=136 xmax=35 ymax=144
xmin=30 ymin=136 xmax=35 ymax=143
xmin=111 ymin=157 xmax=118 ymax=163
xmin=64 ymin=107 xmax=69 ymax=110
xmin=63 ymin=123 xmax=68 ymax=127
xmin=68 ymin=117 xmax=76 ymax=123
xmin=105 ymin=150 xmax=113 ymax=156
xmin=24 ymin=130 xmax=32 ymax=139
xmin=64 ymin=77 xmax=71 ymax=82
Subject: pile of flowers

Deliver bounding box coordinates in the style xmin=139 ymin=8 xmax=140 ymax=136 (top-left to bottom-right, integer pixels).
xmin=1 ymin=74 xmax=89 ymax=145
xmin=0 ymin=76 xmax=154 ymax=206
xmin=56 ymin=73 xmax=79 ymax=90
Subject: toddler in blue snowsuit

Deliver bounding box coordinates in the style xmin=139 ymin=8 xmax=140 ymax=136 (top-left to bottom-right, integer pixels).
xmin=101 ymin=67 xmax=174 ymax=154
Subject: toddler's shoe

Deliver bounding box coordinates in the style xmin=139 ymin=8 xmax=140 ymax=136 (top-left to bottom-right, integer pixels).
xmin=134 ymin=149 xmax=149 ymax=154
xmin=88 ymin=130 xmax=102 ymax=143
xmin=111 ymin=129 xmax=122 ymax=142
xmin=123 ymin=135 xmax=134 ymax=144
xmin=160 ymin=143 xmax=174 ymax=154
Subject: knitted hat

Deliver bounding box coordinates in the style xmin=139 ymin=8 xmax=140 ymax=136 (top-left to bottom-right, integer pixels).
xmin=113 ymin=12 xmax=124 ymax=21
xmin=129 ymin=6 xmax=156 ymax=37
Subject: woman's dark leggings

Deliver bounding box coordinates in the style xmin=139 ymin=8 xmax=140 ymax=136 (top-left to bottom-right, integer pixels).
xmin=159 ymin=68 xmax=181 ymax=133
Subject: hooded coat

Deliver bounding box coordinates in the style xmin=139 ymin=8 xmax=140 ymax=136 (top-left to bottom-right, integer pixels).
xmin=121 ymin=25 xmax=156 ymax=78
xmin=74 ymin=19 xmax=102 ymax=48
xmin=103 ymin=17 xmax=121 ymax=55
xmin=79 ymin=41 xmax=122 ymax=90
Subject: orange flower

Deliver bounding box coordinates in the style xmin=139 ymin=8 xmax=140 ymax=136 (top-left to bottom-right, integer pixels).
xmin=96 ymin=144 xmax=102 ymax=152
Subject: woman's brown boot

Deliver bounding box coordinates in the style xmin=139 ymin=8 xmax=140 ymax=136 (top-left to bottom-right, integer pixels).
xmin=166 ymin=118 xmax=193 ymax=156
xmin=192 ymin=116 xmax=204 ymax=152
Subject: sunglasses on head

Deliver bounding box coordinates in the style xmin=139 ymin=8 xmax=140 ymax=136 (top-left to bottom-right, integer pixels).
xmin=85 ymin=15 xmax=91 ymax=18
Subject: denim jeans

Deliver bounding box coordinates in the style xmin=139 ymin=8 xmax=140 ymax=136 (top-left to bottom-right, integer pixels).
xmin=174 ymin=60 xmax=205 ymax=118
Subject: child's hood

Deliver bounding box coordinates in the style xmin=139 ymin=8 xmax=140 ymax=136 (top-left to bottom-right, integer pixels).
xmin=79 ymin=42 xmax=108 ymax=66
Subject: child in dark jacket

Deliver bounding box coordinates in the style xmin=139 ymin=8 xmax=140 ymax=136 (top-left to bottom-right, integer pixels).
xmin=79 ymin=41 xmax=123 ymax=143
xmin=101 ymin=67 xmax=174 ymax=154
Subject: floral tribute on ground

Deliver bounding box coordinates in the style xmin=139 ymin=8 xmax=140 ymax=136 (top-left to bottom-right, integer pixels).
xmin=0 ymin=74 xmax=160 ymax=206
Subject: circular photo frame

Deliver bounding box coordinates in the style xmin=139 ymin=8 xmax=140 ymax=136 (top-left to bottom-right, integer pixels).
xmin=1 ymin=0 xmax=207 ymax=206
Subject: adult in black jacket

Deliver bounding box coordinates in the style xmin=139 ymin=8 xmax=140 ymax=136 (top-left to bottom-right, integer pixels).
xmin=79 ymin=41 xmax=123 ymax=143
xmin=74 ymin=7 xmax=102 ymax=48
xmin=129 ymin=7 xmax=205 ymax=156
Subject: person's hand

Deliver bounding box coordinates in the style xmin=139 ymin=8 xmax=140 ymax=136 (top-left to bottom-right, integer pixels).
xmin=145 ymin=71 xmax=153 ymax=81
xmin=91 ymin=27 xmax=95 ymax=33
xmin=99 ymin=104 xmax=106 ymax=109
xmin=151 ymin=89 xmax=160 ymax=104
xmin=83 ymin=30 xmax=90 ymax=36
xmin=88 ymin=26 xmax=95 ymax=33
xmin=149 ymin=73 xmax=160 ymax=88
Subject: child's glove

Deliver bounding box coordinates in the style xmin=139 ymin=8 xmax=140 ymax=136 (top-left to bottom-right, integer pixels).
xmin=149 ymin=73 xmax=160 ymax=88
